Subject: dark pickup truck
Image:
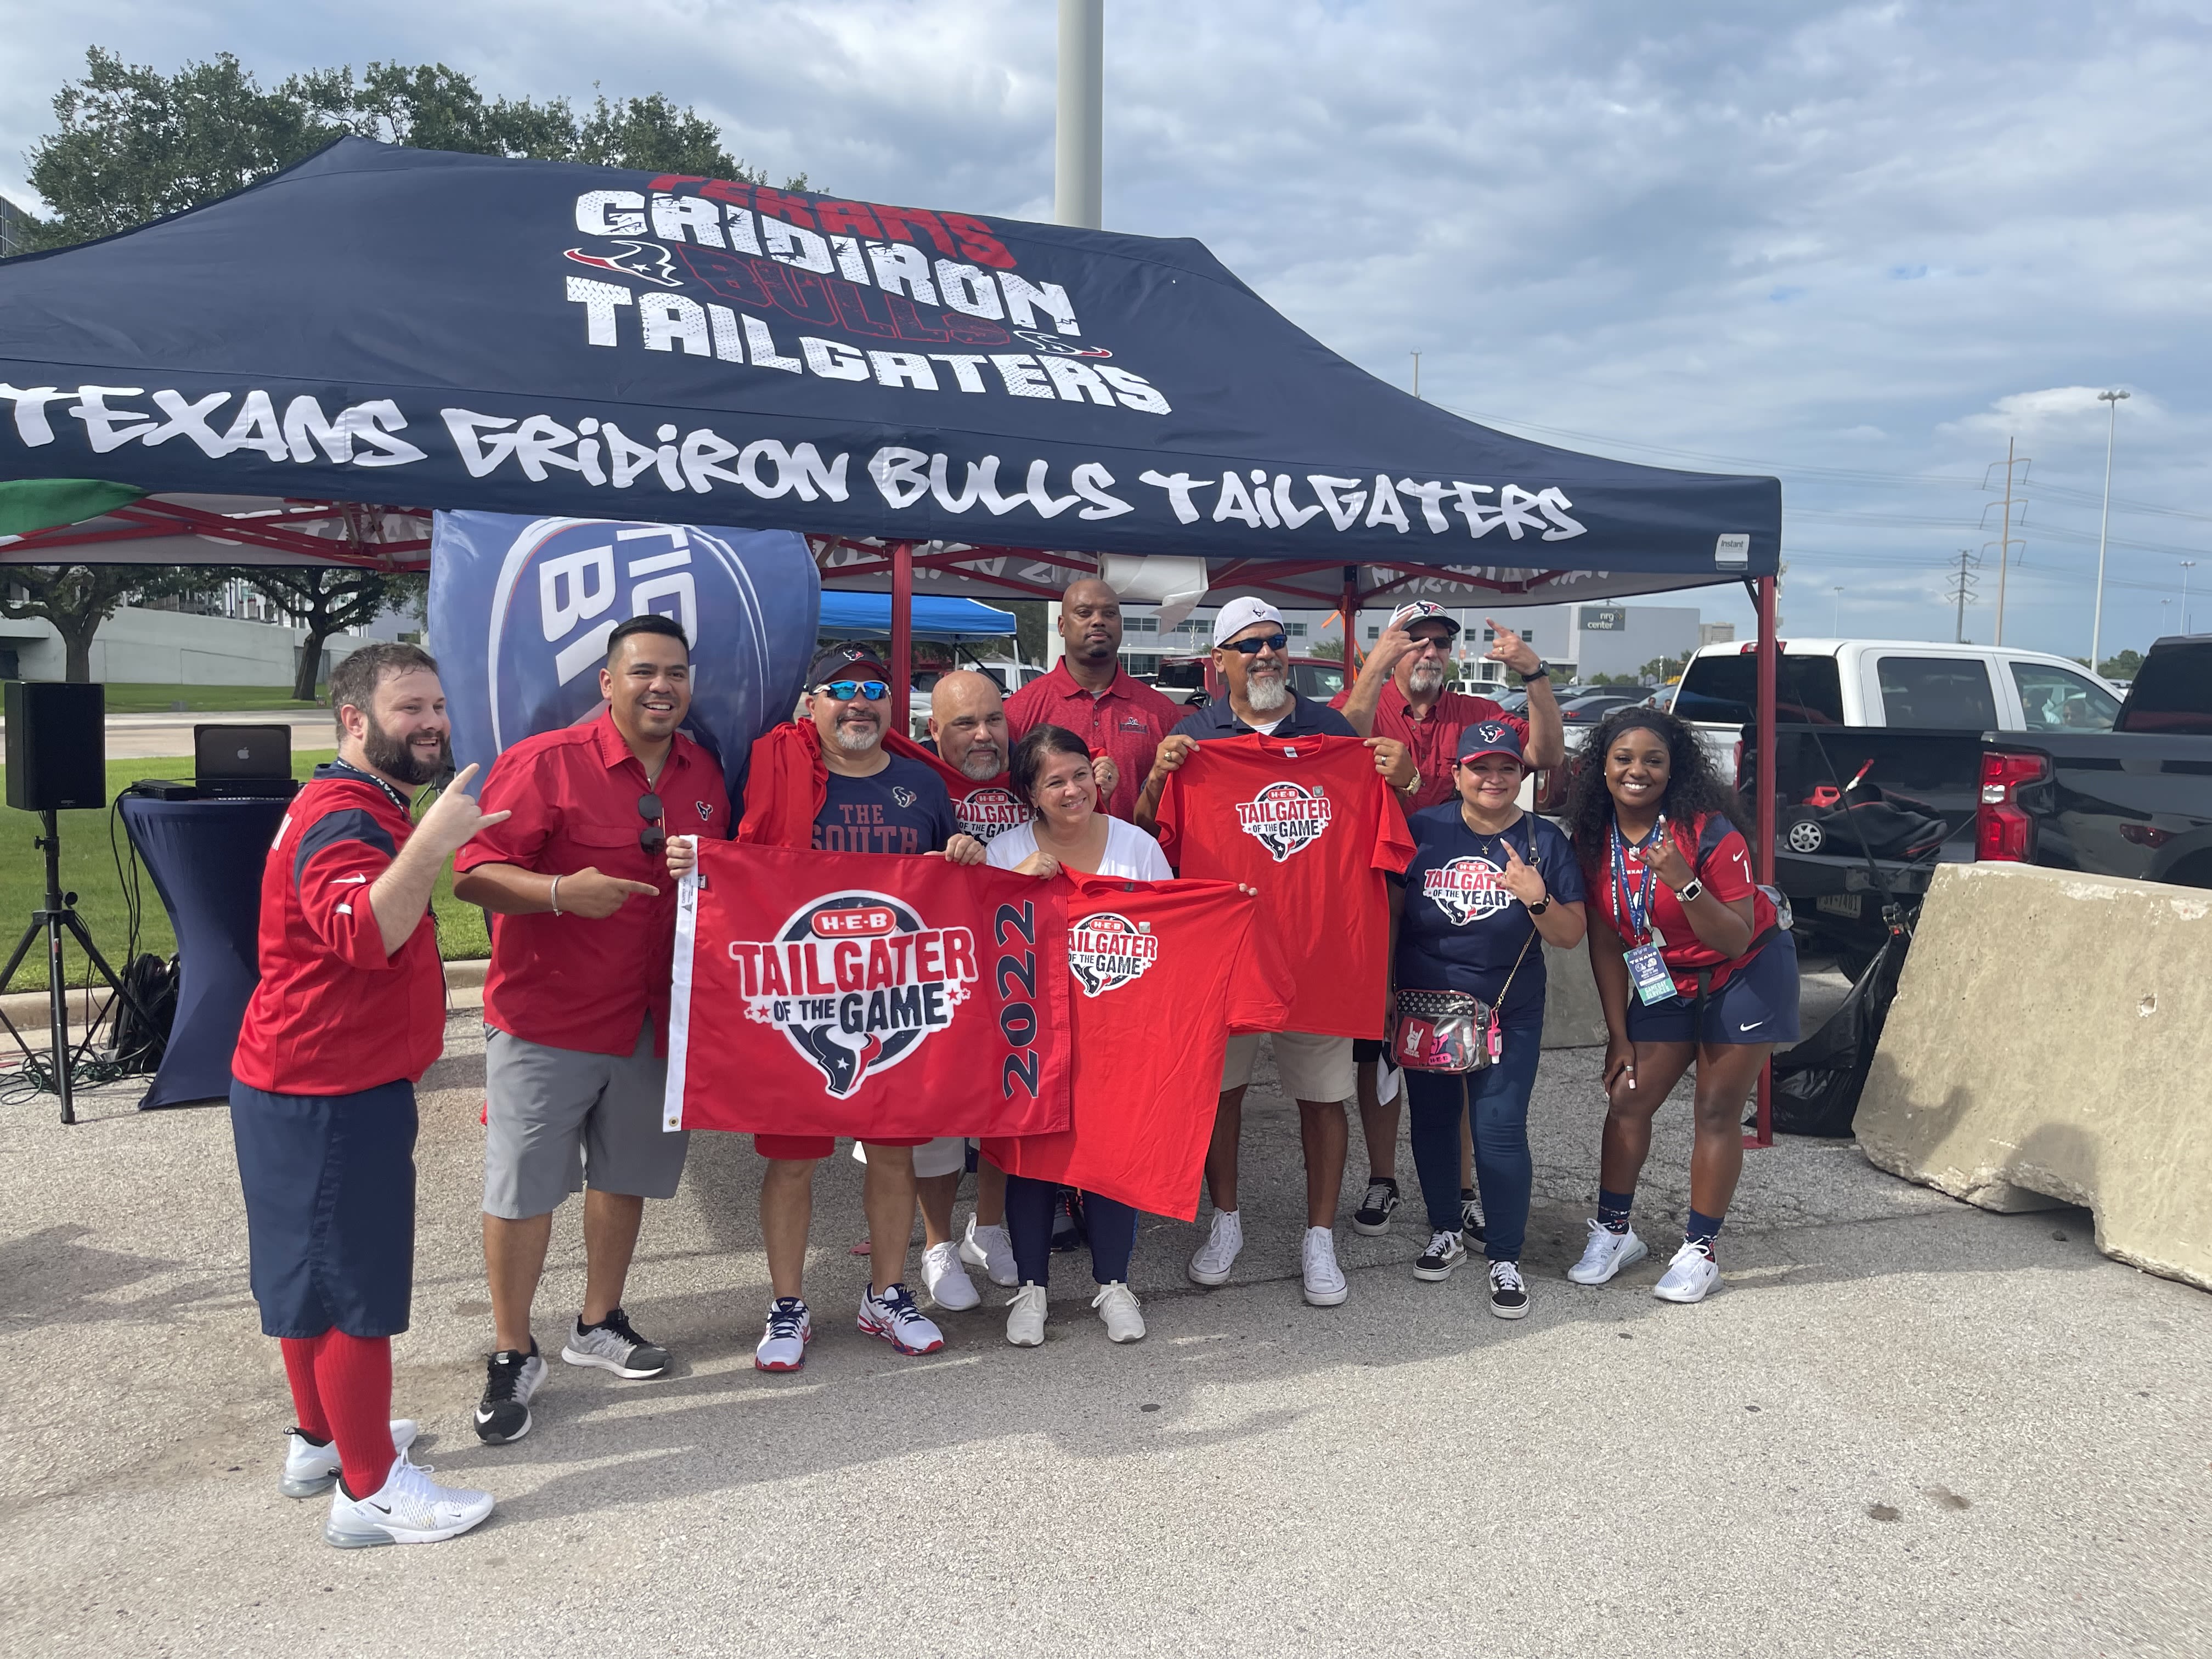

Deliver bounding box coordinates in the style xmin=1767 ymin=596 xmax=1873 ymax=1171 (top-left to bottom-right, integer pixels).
xmin=1741 ymin=634 xmax=2212 ymax=973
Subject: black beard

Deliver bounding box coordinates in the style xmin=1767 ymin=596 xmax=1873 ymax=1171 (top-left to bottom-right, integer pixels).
xmin=365 ymin=721 xmax=450 ymax=786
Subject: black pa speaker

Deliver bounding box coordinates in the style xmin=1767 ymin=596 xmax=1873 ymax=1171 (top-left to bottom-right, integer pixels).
xmin=5 ymin=681 xmax=107 ymax=812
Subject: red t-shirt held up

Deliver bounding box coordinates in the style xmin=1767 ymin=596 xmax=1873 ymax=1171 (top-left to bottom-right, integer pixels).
xmin=984 ymin=871 xmax=1287 ymax=1221
xmin=1153 ymin=733 xmax=1414 ymax=1040
xmin=1583 ymin=810 xmax=1776 ymax=996
xmin=233 ymin=766 xmax=446 ymax=1096
xmin=455 ymin=713 xmax=731 ymax=1058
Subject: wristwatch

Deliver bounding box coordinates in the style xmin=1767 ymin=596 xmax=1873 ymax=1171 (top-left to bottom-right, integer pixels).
xmin=1678 ymin=877 xmax=1705 ymax=903
xmin=1399 ymin=768 xmax=1422 ymax=796
xmin=1523 ymin=661 xmax=1551 ymax=682
xmin=1528 ymin=893 xmax=1551 ymax=915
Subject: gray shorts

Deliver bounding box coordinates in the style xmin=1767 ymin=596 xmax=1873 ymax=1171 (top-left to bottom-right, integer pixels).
xmin=483 ymin=1019 xmax=690 ymax=1220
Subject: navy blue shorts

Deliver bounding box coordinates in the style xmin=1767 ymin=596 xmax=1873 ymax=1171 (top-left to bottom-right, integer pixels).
xmin=1623 ymin=931 xmax=1801 ymax=1047
xmin=229 ymin=1077 xmax=418 ymax=1340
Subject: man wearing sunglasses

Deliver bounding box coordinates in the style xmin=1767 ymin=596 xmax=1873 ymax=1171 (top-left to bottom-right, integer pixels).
xmin=453 ymin=613 xmax=730 ymax=1444
xmin=1135 ymin=599 xmax=1416 ymax=1305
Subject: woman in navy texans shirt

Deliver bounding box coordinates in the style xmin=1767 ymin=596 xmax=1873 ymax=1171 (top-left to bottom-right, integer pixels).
xmin=1392 ymin=723 xmax=1586 ymax=1319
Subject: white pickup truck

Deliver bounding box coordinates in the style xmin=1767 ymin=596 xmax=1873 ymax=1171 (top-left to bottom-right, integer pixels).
xmin=1666 ymin=637 xmax=2125 ymax=772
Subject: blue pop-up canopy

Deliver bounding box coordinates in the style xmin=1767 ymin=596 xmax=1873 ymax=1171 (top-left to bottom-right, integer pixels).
xmin=0 ymin=137 xmax=1776 ymax=606
xmin=818 ymin=591 xmax=1013 ymax=640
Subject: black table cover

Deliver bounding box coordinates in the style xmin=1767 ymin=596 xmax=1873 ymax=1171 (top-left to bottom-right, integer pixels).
xmin=119 ymin=793 xmax=288 ymax=1109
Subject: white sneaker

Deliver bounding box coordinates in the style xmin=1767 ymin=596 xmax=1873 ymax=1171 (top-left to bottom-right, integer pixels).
xmin=922 ymin=1242 xmax=981 ymax=1311
xmin=857 ymin=1283 xmax=946 ymax=1355
xmin=1006 ymin=1282 xmax=1047 ymax=1347
xmin=1187 ymin=1209 xmax=1243 ymax=1286
xmin=1566 ymin=1220 xmax=1649 ymax=1285
xmin=960 ymin=1216 xmax=1019 ymax=1288
xmin=323 ymin=1453 xmax=494 ymax=1549
xmin=1653 ymin=1241 xmax=1722 ymax=1304
xmin=1092 ymin=1282 xmax=1146 ymax=1342
xmin=281 ymin=1420 xmax=419 ymax=1498
xmin=1301 ymin=1226 xmax=1348 ymax=1307
xmin=755 ymin=1297 xmax=811 ymax=1372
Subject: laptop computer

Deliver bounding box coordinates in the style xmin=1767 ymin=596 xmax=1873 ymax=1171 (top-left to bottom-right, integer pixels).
xmin=195 ymin=724 xmax=298 ymax=799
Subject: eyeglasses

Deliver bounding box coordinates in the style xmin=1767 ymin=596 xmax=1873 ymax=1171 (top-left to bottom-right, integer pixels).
xmin=1223 ymin=633 xmax=1289 ymax=655
xmin=815 ymin=679 xmax=890 ymax=701
xmin=637 ymin=792 xmax=665 ymax=855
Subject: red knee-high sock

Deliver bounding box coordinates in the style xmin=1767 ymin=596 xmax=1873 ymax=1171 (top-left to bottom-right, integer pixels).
xmin=312 ymin=1331 xmax=397 ymax=1498
xmin=280 ymin=1336 xmax=331 ymax=1440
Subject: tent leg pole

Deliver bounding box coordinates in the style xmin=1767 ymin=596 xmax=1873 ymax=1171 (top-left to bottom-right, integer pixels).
xmin=891 ymin=541 xmax=915 ymax=739
xmin=1747 ymin=573 xmax=1778 ymax=1150
xmin=1341 ymin=565 xmax=1360 ymax=673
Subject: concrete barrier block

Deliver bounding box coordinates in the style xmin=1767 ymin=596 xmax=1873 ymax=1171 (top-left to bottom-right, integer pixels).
xmin=1541 ymin=939 xmax=1608 ymax=1049
xmin=1857 ymin=862 xmax=2212 ymax=1290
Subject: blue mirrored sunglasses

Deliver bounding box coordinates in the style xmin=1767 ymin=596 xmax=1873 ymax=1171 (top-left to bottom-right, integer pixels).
xmin=816 ymin=679 xmax=890 ymax=701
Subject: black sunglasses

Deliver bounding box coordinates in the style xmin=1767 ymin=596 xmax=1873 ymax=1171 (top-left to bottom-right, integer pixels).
xmin=1224 ymin=633 xmax=1289 ymax=655
xmin=637 ymin=792 xmax=665 ymax=854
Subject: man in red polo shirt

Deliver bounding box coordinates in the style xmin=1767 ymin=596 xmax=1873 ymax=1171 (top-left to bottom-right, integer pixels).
xmin=1336 ymin=601 xmax=1566 ymax=1241
xmin=452 ymin=614 xmax=731 ymax=1445
xmin=1005 ymin=575 xmax=1183 ymax=821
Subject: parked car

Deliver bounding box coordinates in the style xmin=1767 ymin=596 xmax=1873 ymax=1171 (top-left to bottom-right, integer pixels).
xmin=1154 ymin=653 xmax=1347 ymax=708
xmin=906 ymin=657 xmax=1044 ymax=737
xmin=1737 ymin=635 xmax=2210 ymax=973
xmin=1670 ymin=637 xmax=2124 ymax=776
xmin=1555 ymin=688 xmax=1650 ymax=749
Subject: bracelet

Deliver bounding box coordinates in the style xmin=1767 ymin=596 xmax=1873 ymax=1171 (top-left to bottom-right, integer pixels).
xmin=548 ymin=874 xmax=563 ymax=916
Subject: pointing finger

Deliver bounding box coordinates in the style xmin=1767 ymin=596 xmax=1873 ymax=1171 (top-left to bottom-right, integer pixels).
xmin=475 ymin=809 xmax=512 ymax=828
xmin=616 ymin=878 xmax=662 ymax=895
xmin=448 ymin=762 xmax=481 ymax=790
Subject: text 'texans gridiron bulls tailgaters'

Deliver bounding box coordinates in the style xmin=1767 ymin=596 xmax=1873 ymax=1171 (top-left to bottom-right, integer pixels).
xmin=983 ymin=872 xmax=1289 ymax=1221
xmin=1152 ymin=734 xmax=1414 ymax=1040
xmin=664 ymin=841 xmax=1071 ymax=1138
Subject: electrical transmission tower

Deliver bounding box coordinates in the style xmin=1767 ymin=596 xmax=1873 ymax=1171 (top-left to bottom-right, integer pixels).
xmin=1944 ymin=548 xmax=1980 ymax=643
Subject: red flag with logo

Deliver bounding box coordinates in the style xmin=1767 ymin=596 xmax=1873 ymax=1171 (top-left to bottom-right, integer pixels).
xmin=663 ymin=841 xmax=1072 ymax=1137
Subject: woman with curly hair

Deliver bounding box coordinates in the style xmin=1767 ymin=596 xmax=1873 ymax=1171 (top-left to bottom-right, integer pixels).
xmin=1561 ymin=705 xmax=1798 ymax=1304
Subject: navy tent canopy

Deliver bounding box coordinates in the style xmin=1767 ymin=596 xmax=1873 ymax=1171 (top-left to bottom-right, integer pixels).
xmin=818 ymin=591 xmax=1013 ymax=640
xmin=0 ymin=137 xmax=1777 ymax=605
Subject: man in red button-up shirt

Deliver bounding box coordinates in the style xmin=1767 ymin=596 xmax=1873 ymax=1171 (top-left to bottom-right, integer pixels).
xmin=1005 ymin=577 xmax=1185 ymax=822
xmin=451 ymin=614 xmax=731 ymax=1446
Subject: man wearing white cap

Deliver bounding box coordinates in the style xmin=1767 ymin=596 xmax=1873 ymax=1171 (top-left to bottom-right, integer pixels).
xmin=1134 ymin=598 xmax=1415 ymax=1305
xmin=1336 ymin=600 xmax=1566 ymax=1240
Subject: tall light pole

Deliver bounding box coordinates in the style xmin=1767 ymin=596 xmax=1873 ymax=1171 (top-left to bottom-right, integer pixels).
xmin=1831 ymin=586 xmax=1843 ymax=635
xmin=2184 ymin=560 xmax=2198 ymax=634
xmin=1054 ymin=0 xmax=1104 ymax=230
xmin=2091 ymin=388 xmax=2129 ymax=669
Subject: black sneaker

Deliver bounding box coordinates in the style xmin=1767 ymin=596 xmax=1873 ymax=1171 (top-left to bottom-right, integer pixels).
xmin=1050 ymin=1187 xmax=1086 ymax=1252
xmin=1460 ymin=1190 xmax=1487 ymax=1246
xmin=475 ymin=1338 xmax=546 ymax=1444
xmin=561 ymin=1307 xmax=671 ymax=1379
xmin=1488 ymin=1259 xmax=1530 ymax=1319
xmin=1352 ymin=1176 xmax=1402 ymax=1236
xmin=1413 ymin=1228 xmax=1468 ymax=1281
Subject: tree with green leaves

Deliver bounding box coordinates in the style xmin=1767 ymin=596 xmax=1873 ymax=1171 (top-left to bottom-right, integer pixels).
xmin=210 ymin=567 xmax=430 ymax=699
xmin=2096 ymin=648 xmax=2143 ymax=682
xmin=0 ymin=565 xmax=226 ymax=682
xmin=22 ymin=47 xmax=800 ymax=252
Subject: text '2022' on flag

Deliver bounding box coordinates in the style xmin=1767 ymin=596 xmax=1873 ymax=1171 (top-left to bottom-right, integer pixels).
xmin=664 ymin=842 xmax=1071 ymax=1139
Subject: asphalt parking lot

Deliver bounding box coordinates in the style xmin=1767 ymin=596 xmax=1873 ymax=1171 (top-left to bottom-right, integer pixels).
xmin=4 ymin=1012 xmax=2208 ymax=1658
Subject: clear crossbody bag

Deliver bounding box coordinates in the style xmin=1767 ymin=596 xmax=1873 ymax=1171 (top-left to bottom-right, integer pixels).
xmin=1385 ymin=820 xmax=1541 ymax=1074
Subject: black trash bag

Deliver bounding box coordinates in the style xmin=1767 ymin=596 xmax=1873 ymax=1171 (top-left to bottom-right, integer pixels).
xmin=110 ymin=952 xmax=178 ymax=1076
xmin=1781 ymin=798 xmax=1949 ymax=860
xmin=1768 ymin=934 xmax=1907 ymax=1137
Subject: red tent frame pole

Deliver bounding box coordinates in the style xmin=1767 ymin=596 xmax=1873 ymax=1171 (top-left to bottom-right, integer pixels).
xmin=1340 ymin=565 xmax=1360 ymax=672
xmin=1746 ymin=573 xmax=1779 ymax=1149
xmin=890 ymin=540 xmax=915 ymax=725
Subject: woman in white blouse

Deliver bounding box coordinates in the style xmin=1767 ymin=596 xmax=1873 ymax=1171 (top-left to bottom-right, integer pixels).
xmin=985 ymin=725 xmax=1168 ymax=1346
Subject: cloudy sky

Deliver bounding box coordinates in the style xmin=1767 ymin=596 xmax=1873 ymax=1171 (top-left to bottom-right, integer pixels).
xmin=3 ymin=1 xmax=2205 ymax=660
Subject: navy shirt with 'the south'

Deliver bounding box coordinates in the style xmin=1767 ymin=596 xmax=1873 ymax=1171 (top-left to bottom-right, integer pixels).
xmin=812 ymin=754 xmax=957 ymax=854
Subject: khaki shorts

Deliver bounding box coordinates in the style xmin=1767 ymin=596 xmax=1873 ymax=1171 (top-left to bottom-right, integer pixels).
xmin=852 ymin=1135 xmax=968 ymax=1178
xmin=1221 ymin=1031 xmax=1356 ymax=1103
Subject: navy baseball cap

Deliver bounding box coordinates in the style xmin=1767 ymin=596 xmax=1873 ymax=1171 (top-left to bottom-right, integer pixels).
xmin=1391 ymin=601 xmax=1463 ymax=637
xmin=1454 ymin=721 xmax=1526 ymax=767
xmin=807 ymin=642 xmax=892 ymax=689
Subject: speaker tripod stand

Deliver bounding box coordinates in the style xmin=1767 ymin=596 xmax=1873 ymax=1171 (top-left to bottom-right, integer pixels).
xmin=0 ymin=809 xmax=153 ymax=1124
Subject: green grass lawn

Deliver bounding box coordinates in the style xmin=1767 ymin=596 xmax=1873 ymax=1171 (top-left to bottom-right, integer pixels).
xmin=93 ymin=682 xmax=325 ymax=714
xmin=0 ymin=750 xmax=488 ymax=992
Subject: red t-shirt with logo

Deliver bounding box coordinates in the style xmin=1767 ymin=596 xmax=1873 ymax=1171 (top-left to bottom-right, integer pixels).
xmin=1583 ymin=810 xmax=1776 ymax=996
xmin=983 ymin=871 xmax=1286 ymax=1219
xmin=1153 ymin=733 xmax=1414 ymax=1039
xmin=233 ymin=768 xmax=447 ymax=1096
xmin=455 ymin=713 xmax=731 ymax=1057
